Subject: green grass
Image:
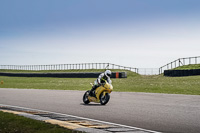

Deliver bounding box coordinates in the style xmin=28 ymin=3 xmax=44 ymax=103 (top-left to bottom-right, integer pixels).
xmin=0 ymin=111 xmax=80 ymax=133
xmin=0 ymin=69 xmax=120 ymax=73
xmin=0 ymin=69 xmax=200 ymax=95
xmin=173 ymin=64 xmax=200 ymax=70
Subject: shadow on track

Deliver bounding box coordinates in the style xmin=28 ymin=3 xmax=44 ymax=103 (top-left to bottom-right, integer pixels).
xmin=80 ymin=103 xmax=105 ymax=106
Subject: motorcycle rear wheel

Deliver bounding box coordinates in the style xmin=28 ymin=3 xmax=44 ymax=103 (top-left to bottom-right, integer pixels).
xmin=83 ymin=91 xmax=90 ymax=104
xmin=100 ymin=93 xmax=110 ymax=105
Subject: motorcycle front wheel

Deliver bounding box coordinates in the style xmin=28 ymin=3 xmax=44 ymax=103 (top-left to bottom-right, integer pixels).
xmin=100 ymin=93 xmax=110 ymax=105
xmin=83 ymin=91 xmax=90 ymax=104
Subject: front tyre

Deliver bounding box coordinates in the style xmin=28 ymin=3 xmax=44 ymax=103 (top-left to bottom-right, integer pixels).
xmin=100 ymin=93 xmax=110 ymax=105
xmin=83 ymin=91 xmax=90 ymax=104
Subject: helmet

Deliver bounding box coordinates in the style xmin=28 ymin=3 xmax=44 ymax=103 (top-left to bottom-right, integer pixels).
xmin=105 ymin=70 xmax=112 ymax=78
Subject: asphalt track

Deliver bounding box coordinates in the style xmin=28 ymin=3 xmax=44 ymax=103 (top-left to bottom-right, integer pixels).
xmin=0 ymin=88 xmax=200 ymax=133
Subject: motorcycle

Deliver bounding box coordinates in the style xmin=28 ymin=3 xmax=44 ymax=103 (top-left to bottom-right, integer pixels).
xmin=83 ymin=81 xmax=113 ymax=105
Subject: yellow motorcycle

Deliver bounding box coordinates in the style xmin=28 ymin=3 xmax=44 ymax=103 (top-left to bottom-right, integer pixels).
xmin=83 ymin=81 xmax=113 ymax=105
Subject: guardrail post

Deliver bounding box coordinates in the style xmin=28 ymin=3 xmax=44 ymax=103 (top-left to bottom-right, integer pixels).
xmin=189 ymin=57 xmax=191 ymax=64
xmin=195 ymin=57 xmax=197 ymax=64
xmin=175 ymin=60 xmax=176 ymax=68
xmin=161 ymin=67 xmax=162 ymax=74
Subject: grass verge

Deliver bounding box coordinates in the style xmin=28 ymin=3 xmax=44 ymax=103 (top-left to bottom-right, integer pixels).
xmin=173 ymin=64 xmax=200 ymax=70
xmin=0 ymin=69 xmax=200 ymax=95
xmin=0 ymin=69 xmax=123 ymax=73
xmin=0 ymin=111 xmax=79 ymax=133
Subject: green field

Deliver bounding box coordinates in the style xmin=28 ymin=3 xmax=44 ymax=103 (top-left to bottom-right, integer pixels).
xmin=0 ymin=111 xmax=80 ymax=133
xmin=0 ymin=69 xmax=117 ymax=73
xmin=0 ymin=69 xmax=200 ymax=95
xmin=173 ymin=64 xmax=200 ymax=70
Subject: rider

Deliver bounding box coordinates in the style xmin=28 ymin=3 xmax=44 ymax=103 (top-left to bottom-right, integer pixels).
xmin=89 ymin=70 xmax=112 ymax=97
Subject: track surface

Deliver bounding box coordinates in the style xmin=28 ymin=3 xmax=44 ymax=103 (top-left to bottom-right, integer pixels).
xmin=0 ymin=88 xmax=200 ymax=133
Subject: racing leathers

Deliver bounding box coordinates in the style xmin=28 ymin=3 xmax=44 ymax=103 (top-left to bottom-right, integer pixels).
xmin=89 ymin=72 xmax=112 ymax=97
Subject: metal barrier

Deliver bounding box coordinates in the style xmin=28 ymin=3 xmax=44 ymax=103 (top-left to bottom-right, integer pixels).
xmin=159 ymin=56 xmax=200 ymax=74
xmin=138 ymin=68 xmax=160 ymax=75
xmin=1 ymin=56 xmax=199 ymax=75
xmin=0 ymin=63 xmax=138 ymax=73
xmin=0 ymin=72 xmax=127 ymax=78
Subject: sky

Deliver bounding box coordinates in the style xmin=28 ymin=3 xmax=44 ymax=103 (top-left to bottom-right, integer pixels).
xmin=0 ymin=0 xmax=200 ymax=68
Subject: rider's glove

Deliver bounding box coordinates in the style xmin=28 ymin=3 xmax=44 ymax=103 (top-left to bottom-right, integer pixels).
xmin=99 ymin=83 xmax=105 ymax=86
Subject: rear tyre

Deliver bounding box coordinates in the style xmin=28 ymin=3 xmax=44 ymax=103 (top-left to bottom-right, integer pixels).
xmin=100 ymin=93 xmax=110 ymax=105
xmin=83 ymin=91 xmax=90 ymax=104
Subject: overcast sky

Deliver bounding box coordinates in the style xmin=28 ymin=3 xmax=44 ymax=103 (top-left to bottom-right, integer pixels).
xmin=0 ymin=0 xmax=200 ymax=68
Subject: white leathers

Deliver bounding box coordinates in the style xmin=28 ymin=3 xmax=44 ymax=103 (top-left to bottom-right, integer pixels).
xmin=94 ymin=70 xmax=112 ymax=85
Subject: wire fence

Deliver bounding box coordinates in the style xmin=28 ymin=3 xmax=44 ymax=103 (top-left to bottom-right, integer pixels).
xmin=138 ymin=68 xmax=160 ymax=75
xmin=159 ymin=56 xmax=200 ymax=74
xmin=1 ymin=56 xmax=199 ymax=75
xmin=0 ymin=63 xmax=138 ymax=73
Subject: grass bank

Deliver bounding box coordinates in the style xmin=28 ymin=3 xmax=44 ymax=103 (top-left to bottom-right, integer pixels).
xmin=0 ymin=69 xmax=200 ymax=95
xmin=173 ymin=64 xmax=200 ymax=70
xmin=0 ymin=69 xmax=121 ymax=73
xmin=0 ymin=111 xmax=79 ymax=133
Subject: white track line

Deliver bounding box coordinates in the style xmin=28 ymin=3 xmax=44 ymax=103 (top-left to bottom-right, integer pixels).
xmin=0 ymin=104 xmax=161 ymax=133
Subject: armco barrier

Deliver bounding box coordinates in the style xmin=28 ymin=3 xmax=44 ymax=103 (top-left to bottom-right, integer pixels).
xmin=164 ymin=69 xmax=200 ymax=77
xmin=0 ymin=72 xmax=127 ymax=78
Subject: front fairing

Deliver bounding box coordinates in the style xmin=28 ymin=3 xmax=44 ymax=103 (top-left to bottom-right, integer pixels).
xmin=103 ymin=81 xmax=113 ymax=92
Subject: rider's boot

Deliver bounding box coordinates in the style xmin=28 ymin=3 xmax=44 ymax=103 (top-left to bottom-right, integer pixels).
xmin=89 ymin=90 xmax=93 ymax=96
xmin=89 ymin=85 xmax=97 ymax=97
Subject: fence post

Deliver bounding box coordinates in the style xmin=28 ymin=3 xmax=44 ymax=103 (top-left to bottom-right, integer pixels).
xmin=170 ymin=62 xmax=172 ymax=69
xmin=175 ymin=60 xmax=176 ymax=68
xmin=189 ymin=57 xmax=191 ymax=64
xmin=195 ymin=57 xmax=197 ymax=64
